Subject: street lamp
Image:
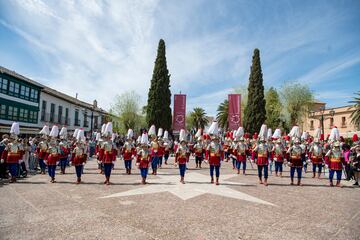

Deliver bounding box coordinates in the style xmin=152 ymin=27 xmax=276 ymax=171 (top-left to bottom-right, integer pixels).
xmin=308 ymin=106 xmax=336 ymax=137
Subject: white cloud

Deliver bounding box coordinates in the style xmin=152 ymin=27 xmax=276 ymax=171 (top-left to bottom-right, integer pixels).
xmin=0 ymin=0 xmax=358 ymax=115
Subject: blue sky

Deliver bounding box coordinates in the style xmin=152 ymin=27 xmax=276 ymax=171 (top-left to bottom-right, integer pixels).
xmin=0 ymin=0 xmax=359 ymax=116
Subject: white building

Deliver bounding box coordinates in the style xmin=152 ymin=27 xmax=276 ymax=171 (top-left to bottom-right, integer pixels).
xmin=0 ymin=66 xmax=111 ymax=136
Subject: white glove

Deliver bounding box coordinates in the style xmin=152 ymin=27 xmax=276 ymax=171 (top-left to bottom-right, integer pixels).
xmin=325 ymin=164 xmax=329 ymax=169
xmin=0 ymin=159 xmax=4 ymax=164
xmin=251 ymin=160 xmax=254 ymax=163
xmin=306 ymin=159 xmax=311 ymax=164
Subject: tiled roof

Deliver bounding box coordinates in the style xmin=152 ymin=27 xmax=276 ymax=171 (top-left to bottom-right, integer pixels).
xmin=0 ymin=66 xmax=44 ymax=88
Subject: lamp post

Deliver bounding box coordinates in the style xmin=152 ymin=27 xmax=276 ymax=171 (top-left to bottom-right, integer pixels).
xmin=308 ymin=106 xmax=335 ymax=136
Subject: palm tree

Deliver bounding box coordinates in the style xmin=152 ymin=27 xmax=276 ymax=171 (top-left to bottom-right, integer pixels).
xmin=350 ymin=91 xmax=360 ymax=129
xmin=216 ymin=100 xmax=229 ymax=130
xmin=189 ymin=107 xmax=209 ymax=130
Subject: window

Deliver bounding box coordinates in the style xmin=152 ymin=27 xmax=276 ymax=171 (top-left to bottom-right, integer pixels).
xmin=0 ymin=104 xmax=6 ymax=118
xmin=94 ymin=116 xmax=98 ymax=129
xmin=9 ymin=81 xmax=20 ymax=97
xmin=83 ymin=111 xmax=88 ymax=127
xmin=29 ymin=110 xmax=38 ymax=123
xmin=50 ymin=103 xmax=55 ymax=122
xmin=41 ymin=100 xmax=47 ymax=121
xmin=330 ymin=117 xmax=334 ymax=128
xmin=18 ymin=108 xmax=29 ymax=122
xmin=20 ymin=86 xmax=30 ymax=100
xmin=65 ymin=108 xmax=69 ymax=125
xmin=342 ymin=117 xmax=346 ymax=127
xmin=74 ymin=109 xmax=80 ymax=126
xmin=58 ymin=106 xmax=63 ymax=124
xmin=0 ymin=78 xmax=8 ymax=93
xmin=310 ymin=120 xmax=314 ymax=129
xmin=8 ymin=106 xmax=18 ymax=120
xmin=30 ymin=89 xmax=38 ymax=101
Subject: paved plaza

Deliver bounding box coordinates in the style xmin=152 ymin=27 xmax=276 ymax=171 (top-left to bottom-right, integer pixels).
xmin=1 ymin=157 xmax=359 ymax=240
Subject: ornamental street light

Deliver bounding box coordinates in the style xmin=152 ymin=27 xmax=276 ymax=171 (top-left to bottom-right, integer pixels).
xmin=308 ymin=106 xmax=335 ymax=136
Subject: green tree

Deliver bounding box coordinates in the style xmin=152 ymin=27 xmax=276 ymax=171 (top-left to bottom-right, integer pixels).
xmin=349 ymin=91 xmax=360 ymax=130
xmin=243 ymin=48 xmax=266 ymax=134
xmin=189 ymin=107 xmax=209 ymax=130
xmin=281 ymin=83 xmax=314 ymax=126
xmin=146 ymin=39 xmax=172 ymax=130
xmin=110 ymin=91 xmax=144 ymax=134
xmin=216 ymin=100 xmax=229 ymax=130
xmin=265 ymin=87 xmax=282 ymax=130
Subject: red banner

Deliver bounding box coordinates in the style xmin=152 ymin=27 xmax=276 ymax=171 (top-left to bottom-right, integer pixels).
xmin=228 ymin=94 xmax=241 ymax=130
xmin=173 ymin=94 xmax=186 ymax=132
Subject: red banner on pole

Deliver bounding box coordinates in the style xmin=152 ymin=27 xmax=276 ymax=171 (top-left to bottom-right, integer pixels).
xmin=173 ymin=94 xmax=186 ymax=132
xmin=228 ymin=94 xmax=241 ymax=130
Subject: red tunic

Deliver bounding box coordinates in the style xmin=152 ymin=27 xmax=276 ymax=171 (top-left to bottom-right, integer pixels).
xmin=274 ymin=154 xmax=284 ymax=163
xmin=327 ymin=157 xmax=345 ymax=170
xmin=2 ymin=150 xmax=23 ymax=164
xmin=177 ymin=156 xmax=187 ymax=164
xmin=60 ymin=146 xmax=69 ymax=159
xmin=311 ymin=156 xmax=323 ymax=164
xmin=158 ymin=146 xmax=165 ymax=157
xmin=47 ymin=153 xmax=60 ymax=165
xmin=290 ymin=157 xmax=303 ymax=168
xmin=122 ymin=148 xmax=134 ymax=161
xmin=72 ymin=154 xmax=86 ymax=166
xmin=137 ymin=154 xmax=151 ymax=168
xmin=236 ymin=154 xmax=246 ymax=162
xmin=257 ymin=156 xmax=268 ymax=166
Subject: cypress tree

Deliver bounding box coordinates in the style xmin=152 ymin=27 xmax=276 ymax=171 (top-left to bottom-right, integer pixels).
xmin=146 ymin=39 xmax=172 ymax=130
xmin=243 ymin=48 xmax=266 ymax=135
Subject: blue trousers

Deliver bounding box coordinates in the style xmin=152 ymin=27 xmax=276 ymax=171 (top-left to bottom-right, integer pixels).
xmin=210 ymin=165 xmax=220 ymax=178
xmin=257 ymin=165 xmax=268 ymax=179
xmin=179 ymin=164 xmax=186 ymax=177
xmin=104 ymin=163 xmax=112 ymax=177
xmin=48 ymin=165 xmax=56 ymax=178
xmin=232 ymin=157 xmax=237 ymax=168
xmin=140 ymin=168 xmax=148 ymax=178
xmin=275 ymin=162 xmax=283 ymax=173
xmin=329 ymin=169 xmax=342 ymax=181
xmin=9 ymin=163 xmax=18 ymax=177
xmin=158 ymin=156 xmax=163 ymax=166
xmin=75 ymin=165 xmax=83 ymax=178
xmin=290 ymin=167 xmax=302 ymax=180
xmin=195 ymin=156 xmax=203 ymax=164
xmin=124 ymin=160 xmax=132 ymax=169
xmin=312 ymin=163 xmax=323 ymax=173
xmin=151 ymin=156 xmax=159 ymax=170
xmin=236 ymin=161 xmax=246 ymax=171
xmin=60 ymin=158 xmax=67 ymax=171
xmin=39 ymin=159 xmax=46 ymax=171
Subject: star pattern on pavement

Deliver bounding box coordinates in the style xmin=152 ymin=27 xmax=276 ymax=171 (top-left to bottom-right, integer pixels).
xmin=100 ymin=172 xmax=274 ymax=206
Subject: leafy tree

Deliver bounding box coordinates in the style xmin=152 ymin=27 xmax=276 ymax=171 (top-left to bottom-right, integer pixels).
xmin=146 ymin=39 xmax=172 ymax=130
xmin=243 ymin=49 xmax=266 ymax=134
xmin=280 ymin=83 xmax=314 ymax=126
xmin=189 ymin=107 xmax=209 ymax=130
xmin=216 ymin=100 xmax=229 ymax=130
xmin=349 ymin=91 xmax=360 ymax=130
xmin=110 ymin=91 xmax=144 ymax=134
xmin=265 ymin=87 xmax=282 ymax=130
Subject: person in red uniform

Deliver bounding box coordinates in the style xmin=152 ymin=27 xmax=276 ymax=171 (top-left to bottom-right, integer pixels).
xmin=163 ymin=130 xmax=170 ymax=165
xmin=38 ymin=125 xmax=50 ymax=174
xmin=325 ymin=141 xmax=346 ymax=187
xmin=205 ymin=121 xmax=223 ymax=185
xmin=175 ymin=129 xmax=189 ymax=184
xmin=99 ymin=122 xmax=116 ymax=185
xmin=71 ymin=129 xmax=87 ymax=184
xmin=1 ymin=122 xmax=23 ymax=183
xmin=46 ymin=125 xmax=60 ymax=183
xmin=59 ymin=127 xmax=69 ymax=174
xmin=136 ymin=133 xmax=151 ymax=184
xmin=122 ymin=129 xmax=136 ymax=174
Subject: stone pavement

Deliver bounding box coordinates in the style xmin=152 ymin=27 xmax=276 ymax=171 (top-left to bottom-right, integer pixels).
xmin=0 ymin=157 xmax=359 ymax=240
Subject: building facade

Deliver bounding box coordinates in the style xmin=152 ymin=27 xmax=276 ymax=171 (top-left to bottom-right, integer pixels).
xmin=0 ymin=66 xmax=111 ymax=136
xmin=304 ymin=101 xmax=359 ymax=137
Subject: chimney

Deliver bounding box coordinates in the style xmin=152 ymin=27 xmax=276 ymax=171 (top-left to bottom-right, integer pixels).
xmin=75 ymin=93 xmax=78 ymax=99
xmin=93 ymin=99 xmax=97 ymax=108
